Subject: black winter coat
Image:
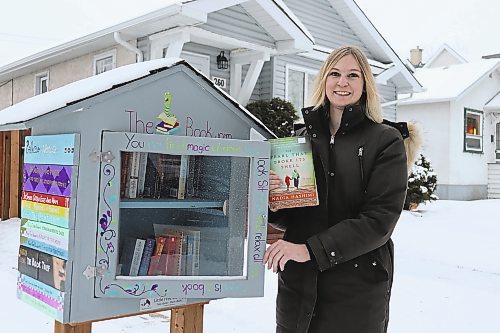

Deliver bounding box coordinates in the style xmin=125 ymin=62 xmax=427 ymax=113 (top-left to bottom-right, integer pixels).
xmin=269 ymin=104 xmax=408 ymax=333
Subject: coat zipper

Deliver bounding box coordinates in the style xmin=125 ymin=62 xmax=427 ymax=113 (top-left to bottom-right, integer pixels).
xmin=358 ymin=146 xmax=365 ymax=191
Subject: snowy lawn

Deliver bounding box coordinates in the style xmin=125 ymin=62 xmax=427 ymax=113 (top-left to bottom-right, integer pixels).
xmin=1 ymin=200 xmax=499 ymax=332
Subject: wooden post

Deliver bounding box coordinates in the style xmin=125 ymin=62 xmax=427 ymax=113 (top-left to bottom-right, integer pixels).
xmin=170 ymin=303 xmax=205 ymax=333
xmin=54 ymin=322 xmax=92 ymax=333
xmin=1 ymin=131 xmax=11 ymax=220
xmin=9 ymin=130 xmax=20 ymax=218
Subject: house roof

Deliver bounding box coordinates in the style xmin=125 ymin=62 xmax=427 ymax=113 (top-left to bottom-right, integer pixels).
xmin=0 ymin=0 xmax=314 ymax=84
xmin=398 ymin=59 xmax=500 ymax=105
xmin=323 ymin=0 xmax=422 ymax=93
xmin=423 ymin=43 xmax=468 ymax=68
xmin=485 ymin=92 xmax=500 ymax=111
xmin=0 ymin=58 xmax=276 ymax=137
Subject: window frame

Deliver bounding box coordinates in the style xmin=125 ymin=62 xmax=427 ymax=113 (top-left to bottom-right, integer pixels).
xmin=34 ymin=71 xmax=49 ymax=95
xmin=463 ymin=108 xmax=484 ymax=153
xmin=285 ymin=64 xmax=317 ymax=120
xmin=93 ymin=50 xmax=117 ymax=75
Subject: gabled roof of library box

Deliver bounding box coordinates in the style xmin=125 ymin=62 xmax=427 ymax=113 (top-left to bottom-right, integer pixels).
xmin=0 ymin=58 xmax=276 ymax=137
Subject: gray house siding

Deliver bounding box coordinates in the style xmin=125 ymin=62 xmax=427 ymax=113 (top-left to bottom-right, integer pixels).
xmin=249 ymin=59 xmax=273 ymax=104
xmin=379 ymin=81 xmax=397 ymax=120
xmin=272 ymin=54 xmax=323 ymax=103
xmin=201 ymin=5 xmax=275 ymax=48
xmin=283 ymin=0 xmax=374 ymax=59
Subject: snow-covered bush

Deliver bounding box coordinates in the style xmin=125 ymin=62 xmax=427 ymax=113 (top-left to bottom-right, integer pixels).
xmin=404 ymin=154 xmax=438 ymax=210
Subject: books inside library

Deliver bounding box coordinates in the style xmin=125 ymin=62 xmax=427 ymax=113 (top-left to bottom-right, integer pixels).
xmin=118 ymin=151 xmax=249 ymax=278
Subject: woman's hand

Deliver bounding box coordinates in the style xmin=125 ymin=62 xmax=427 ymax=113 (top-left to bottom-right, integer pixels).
xmin=268 ymin=170 xmax=283 ymax=212
xmin=263 ymin=239 xmax=310 ymax=272
xmin=269 ymin=170 xmax=283 ymax=191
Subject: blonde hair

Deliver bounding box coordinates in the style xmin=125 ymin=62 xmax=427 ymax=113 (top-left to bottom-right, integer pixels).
xmin=310 ymin=45 xmax=382 ymax=123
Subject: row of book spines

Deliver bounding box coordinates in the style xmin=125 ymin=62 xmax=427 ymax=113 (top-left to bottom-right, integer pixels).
xmin=125 ymin=231 xmax=200 ymax=277
xmin=120 ymin=152 xmax=197 ymax=200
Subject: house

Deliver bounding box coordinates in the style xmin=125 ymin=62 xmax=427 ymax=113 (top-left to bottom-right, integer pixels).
xmin=0 ymin=0 xmax=422 ymax=218
xmin=397 ymin=45 xmax=500 ymax=200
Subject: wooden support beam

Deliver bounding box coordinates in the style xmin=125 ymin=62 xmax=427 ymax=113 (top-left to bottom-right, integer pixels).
xmin=54 ymin=322 xmax=92 ymax=333
xmin=2 ymin=132 xmax=11 ymax=220
xmin=170 ymin=303 xmax=205 ymax=333
xmin=9 ymin=130 xmax=20 ymax=218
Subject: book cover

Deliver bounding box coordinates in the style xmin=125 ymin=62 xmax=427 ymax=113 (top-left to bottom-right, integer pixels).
xmin=18 ymin=246 xmax=39 ymax=279
xmin=153 ymin=224 xmax=200 ymax=276
xmin=163 ymin=231 xmax=184 ymax=276
xmin=147 ymin=236 xmax=167 ymax=276
xmin=129 ymin=238 xmax=146 ymax=276
xmin=138 ymin=238 xmax=156 ymax=276
xmin=120 ymin=152 xmax=131 ymax=198
xmin=118 ymin=236 xmax=137 ymax=276
xmin=177 ymin=155 xmax=189 ymax=199
xmin=137 ymin=152 xmax=149 ymax=197
xmin=269 ymin=136 xmax=319 ymax=210
xmin=37 ymin=251 xmax=67 ymax=291
xmin=127 ymin=152 xmax=141 ymax=199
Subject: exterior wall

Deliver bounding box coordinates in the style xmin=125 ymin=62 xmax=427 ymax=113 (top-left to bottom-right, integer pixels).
xmin=0 ymin=44 xmax=137 ymax=112
xmin=201 ymin=5 xmax=275 ymax=48
xmin=448 ymin=71 xmax=500 ymax=188
xmin=182 ymin=43 xmax=231 ymax=95
xmin=272 ymin=54 xmax=323 ymax=103
xmin=397 ymin=102 xmax=451 ymax=185
xmin=426 ymin=50 xmax=463 ymax=68
xmin=283 ymin=0 xmax=374 ymax=58
xmin=380 ymin=80 xmax=397 ymax=121
xmin=0 ymin=80 xmax=13 ymax=110
xmin=398 ymin=69 xmax=500 ymax=200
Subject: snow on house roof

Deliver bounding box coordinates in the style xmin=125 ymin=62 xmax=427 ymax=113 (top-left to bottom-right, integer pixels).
xmin=485 ymin=92 xmax=500 ymax=111
xmin=398 ymin=59 xmax=500 ymax=105
xmin=0 ymin=58 xmax=275 ymax=136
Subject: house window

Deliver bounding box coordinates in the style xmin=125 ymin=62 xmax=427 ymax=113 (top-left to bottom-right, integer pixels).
xmin=34 ymin=72 xmax=49 ymax=95
xmin=94 ymin=50 xmax=116 ymax=75
xmin=464 ymin=108 xmax=483 ymax=152
xmin=286 ymin=66 xmax=316 ymax=120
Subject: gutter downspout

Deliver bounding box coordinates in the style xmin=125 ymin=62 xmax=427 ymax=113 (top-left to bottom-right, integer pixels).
xmin=114 ymin=32 xmax=144 ymax=62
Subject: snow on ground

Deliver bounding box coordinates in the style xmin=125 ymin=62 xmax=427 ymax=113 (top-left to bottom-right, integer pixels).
xmin=1 ymin=200 xmax=499 ymax=332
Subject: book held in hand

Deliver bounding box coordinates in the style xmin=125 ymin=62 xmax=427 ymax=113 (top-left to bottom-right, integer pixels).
xmin=269 ymin=136 xmax=319 ymax=210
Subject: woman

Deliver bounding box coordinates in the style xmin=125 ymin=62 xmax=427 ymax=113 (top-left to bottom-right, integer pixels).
xmin=264 ymin=45 xmax=420 ymax=333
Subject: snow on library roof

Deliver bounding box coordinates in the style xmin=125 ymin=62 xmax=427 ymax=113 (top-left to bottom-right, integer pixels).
xmin=0 ymin=58 xmax=273 ymax=136
xmin=398 ymin=58 xmax=500 ymax=105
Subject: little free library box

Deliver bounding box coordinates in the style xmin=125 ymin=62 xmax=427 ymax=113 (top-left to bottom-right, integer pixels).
xmin=0 ymin=59 xmax=274 ymax=324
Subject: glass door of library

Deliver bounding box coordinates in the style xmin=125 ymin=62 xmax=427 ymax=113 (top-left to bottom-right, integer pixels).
xmin=94 ymin=131 xmax=270 ymax=299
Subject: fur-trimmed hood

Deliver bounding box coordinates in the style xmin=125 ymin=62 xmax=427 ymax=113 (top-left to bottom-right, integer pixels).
xmin=382 ymin=119 xmax=422 ymax=174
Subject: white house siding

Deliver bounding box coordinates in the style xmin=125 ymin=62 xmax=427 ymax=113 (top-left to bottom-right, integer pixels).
xmin=446 ymin=72 xmax=500 ymax=199
xmin=488 ymin=163 xmax=500 ymax=198
xmin=283 ymin=0 xmax=374 ymax=58
xmin=201 ymin=5 xmax=275 ymax=48
xmin=397 ymin=102 xmax=451 ymax=191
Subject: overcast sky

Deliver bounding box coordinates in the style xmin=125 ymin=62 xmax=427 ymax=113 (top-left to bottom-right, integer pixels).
xmin=0 ymin=0 xmax=497 ymax=68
